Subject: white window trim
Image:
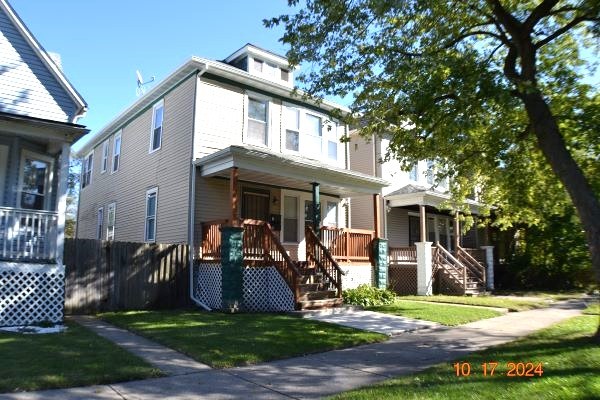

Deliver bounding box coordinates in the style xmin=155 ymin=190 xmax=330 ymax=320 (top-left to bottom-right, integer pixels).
xmin=144 ymin=187 xmax=158 ymax=243
xmin=149 ymin=100 xmax=164 ymax=154
xmin=106 ymin=202 xmax=116 ymax=241
xmin=244 ymin=93 xmax=271 ymax=148
xmin=283 ymin=104 xmax=301 ymax=154
xmin=101 ymin=140 xmax=109 ymax=173
xmin=82 ymin=151 xmax=94 ymax=189
xmin=112 ymin=130 xmax=122 ymax=173
xmin=97 ymin=207 xmax=104 ymax=240
xmin=17 ymin=150 xmax=55 ymax=210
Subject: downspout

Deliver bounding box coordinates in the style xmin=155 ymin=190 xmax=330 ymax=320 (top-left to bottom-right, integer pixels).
xmin=188 ymin=65 xmax=211 ymax=310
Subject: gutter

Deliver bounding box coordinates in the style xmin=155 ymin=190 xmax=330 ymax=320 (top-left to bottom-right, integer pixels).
xmin=188 ymin=65 xmax=211 ymax=311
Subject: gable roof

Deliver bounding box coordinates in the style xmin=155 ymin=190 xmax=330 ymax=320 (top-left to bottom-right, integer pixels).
xmin=0 ymin=0 xmax=87 ymax=123
xmin=75 ymin=55 xmax=349 ymax=157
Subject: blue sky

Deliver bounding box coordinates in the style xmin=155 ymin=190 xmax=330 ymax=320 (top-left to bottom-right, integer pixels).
xmin=10 ymin=0 xmax=299 ymax=152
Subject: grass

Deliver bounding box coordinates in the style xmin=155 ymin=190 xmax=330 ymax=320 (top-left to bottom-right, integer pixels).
xmin=330 ymin=315 xmax=600 ymax=399
xmin=100 ymin=310 xmax=387 ymax=368
xmin=582 ymin=302 xmax=599 ymax=315
xmin=0 ymin=321 xmax=161 ymax=393
xmin=491 ymin=290 xmax=588 ymax=301
xmin=367 ymin=300 xmax=503 ymax=326
xmin=397 ymin=295 xmax=548 ymax=311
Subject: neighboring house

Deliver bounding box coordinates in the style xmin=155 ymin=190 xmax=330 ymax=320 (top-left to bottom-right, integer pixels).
xmin=75 ymin=44 xmax=387 ymax=311
xmin=0 ymin=0 xmax=88 ymax=326
xmin=349 ymin=132 xmax=495 ymax=296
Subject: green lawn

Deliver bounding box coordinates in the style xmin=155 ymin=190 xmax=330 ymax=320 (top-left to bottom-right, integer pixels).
xmin=100 ymin=310 xmax=387 ymax=368
xmin=0 ymin=321 xmax=161 ymax=393
xmin=368 ymin=300 xmax=503 ymax=326
xmin=330 ymin=315 xmax=600 ymax=399
xmin=491 ymin=290 xmax=588 ymax=301
xmin=397 ymin=295 xmax=548 ymax=311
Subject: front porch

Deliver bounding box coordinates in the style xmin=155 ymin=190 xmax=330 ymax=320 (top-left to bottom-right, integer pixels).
xmin=192 ymin=145 xmax=388 ymax=311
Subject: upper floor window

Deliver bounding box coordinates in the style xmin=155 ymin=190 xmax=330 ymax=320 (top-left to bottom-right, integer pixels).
xmin=409 ymin=163 xmax=418 ymax=182
xmin=150 ymin=100 xmax=164 ymax=153
xmin=112 ymin=131 xmax=122 ymax=172
xmin=82 ymin=151 xmax=93 ymax=188
xmin=145 ymin=187 xmax=158 ymax=242
xmin=96 ymin=207 xmax=104 ymax=240
xmin=305 ymin=113 xmax=322 ymax=152
xmin=284 ymin=106 xmax=340 ymax=162
xmin=107 ymin=202 xmax=116 ymax=241
xmin=285 ymin=107 xmax=300 ymax=151
xmin=426 ymin=160 xmax=435 ymax=185
xmin=247 ymin=97 xmax=268 ymax=146
xmin=101 ymin=140 xmax=109 ymax=173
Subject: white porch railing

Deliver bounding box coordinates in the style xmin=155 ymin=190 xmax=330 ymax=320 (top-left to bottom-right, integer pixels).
xmin=0 ymin=207 xmax=58 ymax=262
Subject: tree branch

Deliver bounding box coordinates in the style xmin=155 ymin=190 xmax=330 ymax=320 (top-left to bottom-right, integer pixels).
xmin=535 ymin=15 xmax=597 ymax=48
xmin=486 ymin=0 xmax=523 ymax=38
xmin=503 ymin=46 xmax=521 ymax=83
xmin=524 ymin=0 xmax=560 ymax=31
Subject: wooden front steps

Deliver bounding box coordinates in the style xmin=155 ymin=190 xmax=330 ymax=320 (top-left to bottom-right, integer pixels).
xmin=296 ymin=261 xmax=343 ymax=310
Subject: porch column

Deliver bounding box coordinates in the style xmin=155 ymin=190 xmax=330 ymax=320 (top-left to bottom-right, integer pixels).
xmin=416 ymin=242 xmax=433 ymax=295
xmin=311 ymin=182 xmax=321 ymax=232
xmin=373 ymin=193 xmax=381 ymax=238
xmin=419 ymin=204 xmax=426 ymax=242
xmin=55 ymin=142 xmax=70 ymax=265
xmin=481 ymin=245 xmax=495 ymax=290
xmin=417 ymin=204 xmax=432 ymax=295
xmin=230 ymin=167 xmax=239 ymax=226
xmin=453 ymin=211 xmax=460 ymax=251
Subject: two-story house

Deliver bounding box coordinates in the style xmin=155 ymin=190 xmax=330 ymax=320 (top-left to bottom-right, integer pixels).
xmin=349 ymin=132 xmax=494 ymax=296
xmin=0 ymin=0 xmax=88 ymax=326
xmin=75 ymin=44 xmax=388 ymax=311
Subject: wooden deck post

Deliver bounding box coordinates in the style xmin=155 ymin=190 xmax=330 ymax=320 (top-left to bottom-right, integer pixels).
xmin=373 ymin=193 xmax=381 ymax=239
xmin=230 ymin=167 xmax=239 ymax=227
xmin=419 ymin=204 xmax=427 ymax=242
xmin=453 ymin=211 xmax=460 ymax=251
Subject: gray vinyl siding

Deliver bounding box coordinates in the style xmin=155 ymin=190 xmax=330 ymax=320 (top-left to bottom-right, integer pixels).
xmin=349 ymin=195 xmax=373 ymax=231
xmin=193 ymin=176 xmax=230 ymax=247
xmin=0 ymin=8 xmax=77 ymax=122
xmin=349 ymin=134 xmax=376 ymax=176
xmin=387 ymin=207 xmax=409 ymax=247
xmin=77 ymin=75 xmax=196 ymax=243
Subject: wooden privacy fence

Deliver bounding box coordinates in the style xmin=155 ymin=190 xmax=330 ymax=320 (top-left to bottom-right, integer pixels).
xmin=64 ymin=238 xmax=190 ymax=314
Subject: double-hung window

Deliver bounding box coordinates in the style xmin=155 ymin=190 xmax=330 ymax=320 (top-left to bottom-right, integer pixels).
xmin=107 ymin=203 xmax=116 ymax=241
xmin=82 ymin=151 xmax=93 ymax=188
xmin=283 ymin=196 xmax=298 ymax=242
xmin=426 ymin=160 xmax=435 ymax=185
xmin=247 ymin=97 xmax=268 ymax=146
xmin=150 ymin=100 xmax=164 ymax=152
xmin=145 ymin=187 xmax=158 ymax=242
xmin=305 ymin=113 xmax=323 ymax=154
xmin=112 ymin=131 xmax=122 ymax=172
xmin=96 ymin=207 xmax=104 ymax=240
xmin=101 ymin=140 xmax=109 ymax=173
xmin=285 ymin=107 xmax=300 ymax=152
xmin=409 ymin=163 xmax=418 ymax=182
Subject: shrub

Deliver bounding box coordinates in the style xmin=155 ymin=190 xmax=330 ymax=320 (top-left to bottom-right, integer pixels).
xmin=343 ymin=284 xmax=396 ymax=307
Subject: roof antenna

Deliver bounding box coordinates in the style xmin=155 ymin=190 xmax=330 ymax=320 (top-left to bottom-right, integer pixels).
xmin=136 ymin=70 xmax=155 ymax=96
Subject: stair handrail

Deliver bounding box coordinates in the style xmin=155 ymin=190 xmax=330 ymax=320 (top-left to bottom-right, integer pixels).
xmin=456 ymin=245 xmax=486 ymax=287
xmin=242 ymin=219 xmax=301 ymax=302
xmin=305 ymin=226 xmax=345 ymax=297
xmin=434 ymin=243 xmax=467 ymax=293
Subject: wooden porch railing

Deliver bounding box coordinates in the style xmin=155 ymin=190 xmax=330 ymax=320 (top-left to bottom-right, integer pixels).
xmin=0 ymin=206 xmax=58 ymax=262
xmin=434 ymin=243 xmax=467 ymax=293
xmin=320 ymin=226 xmax=374 ymax=263
xmin=200 ymin=219 xmax=301 ymax=302
xmin=462 ymin=248 xmax=486 ymax=265
xmin=389 ymin=246 xmax=417 ymax=264
xmin=306 ymin=226 xmax=344 ymax=297
xmin=456 ymin=246 xmax=486 ymax=288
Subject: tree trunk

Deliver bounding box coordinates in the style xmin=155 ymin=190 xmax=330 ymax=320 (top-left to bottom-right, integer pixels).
xmin=521 ymin=91 xmax=600 ymax=285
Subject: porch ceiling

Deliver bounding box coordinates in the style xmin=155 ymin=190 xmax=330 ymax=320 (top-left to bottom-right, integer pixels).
xmin=195 ymin=145 xmax=389 ymax=197
xmin=385 ymin=185 xmax=482 ymax=214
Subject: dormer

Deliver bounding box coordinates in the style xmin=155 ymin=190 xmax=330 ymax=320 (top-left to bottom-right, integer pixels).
xmin=225 ymin=43 xmax=294 ymax=88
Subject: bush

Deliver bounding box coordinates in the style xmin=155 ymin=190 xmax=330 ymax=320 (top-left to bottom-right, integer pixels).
xmin=343 ymin=284 xmax=396 ymax=307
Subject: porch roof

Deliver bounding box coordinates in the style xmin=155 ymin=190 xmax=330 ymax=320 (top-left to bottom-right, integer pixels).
xmin=385 ymin=184 xmax=482 ymax=213
xmin=195 ymin=145 xmax=389 ymax=196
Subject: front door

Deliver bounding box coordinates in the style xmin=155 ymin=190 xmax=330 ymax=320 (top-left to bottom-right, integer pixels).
xmin=241 ymin=189 xmax=270 ymax=221
xmin=18 ymin=151 xmax=53 ymax=210
xmin=0 ymin=145 xmax=7 ymax=204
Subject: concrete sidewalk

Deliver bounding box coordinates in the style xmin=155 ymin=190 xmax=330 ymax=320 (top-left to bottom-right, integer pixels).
xmin=1 ymin=299 xmax=587 ymax=400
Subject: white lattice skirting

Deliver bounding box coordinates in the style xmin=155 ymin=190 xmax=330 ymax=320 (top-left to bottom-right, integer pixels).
xmin=194 ymin=263 xmax=294 ymax=312
xmin=0 ymin=262 xmax=65 ymax=326
xmin=340 ymin=264 xmax=374 ymax=290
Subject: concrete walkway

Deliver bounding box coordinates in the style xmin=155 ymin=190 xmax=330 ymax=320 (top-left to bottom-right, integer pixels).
xmin=1 ymin=299 xmax=586 ymax=400
xmin=71 ymin=315 xmax=211 ymax=376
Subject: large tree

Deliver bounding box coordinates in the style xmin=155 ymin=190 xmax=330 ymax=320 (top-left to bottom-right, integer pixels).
xmin=267 ymin=0 xmax=600 ymax=282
